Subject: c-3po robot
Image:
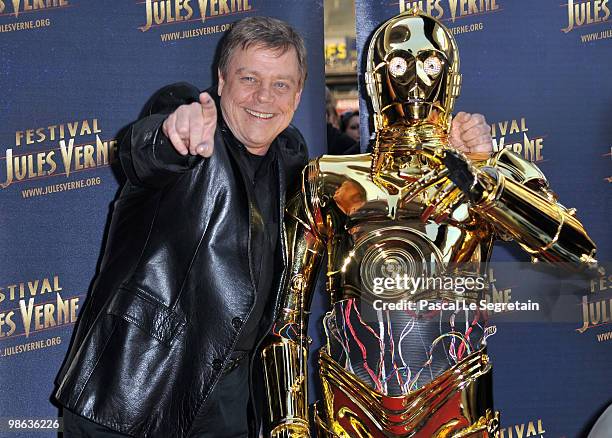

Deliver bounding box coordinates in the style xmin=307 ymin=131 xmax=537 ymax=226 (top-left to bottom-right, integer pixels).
xmin=260 ymin=8 xmax=596 ymax=438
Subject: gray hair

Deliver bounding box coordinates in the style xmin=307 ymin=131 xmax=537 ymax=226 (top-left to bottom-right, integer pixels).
xmin=218 ymin=16 xmax=307 ymax=87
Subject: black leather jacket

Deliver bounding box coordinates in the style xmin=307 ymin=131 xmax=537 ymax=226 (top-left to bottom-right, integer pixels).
xmin=54 ymin=83 xmax=308 ymax=437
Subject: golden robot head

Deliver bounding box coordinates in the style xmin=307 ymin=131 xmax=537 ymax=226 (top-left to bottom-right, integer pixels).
xmin=365 ymin=8 xmax=461 ymax=131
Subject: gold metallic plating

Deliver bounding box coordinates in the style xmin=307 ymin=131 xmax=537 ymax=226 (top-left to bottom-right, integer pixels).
xmin=260 ymin=9 xmax=596 ymax=437
xmin=261 ymin=339 xmax=310 ymax=437
xmin=317 ymin=350 xmax=499 ymax=437
xmin=261 ymin=141 xmax=594 ymax=434
xmin=366 ymin=10 xmax=461 ymax=131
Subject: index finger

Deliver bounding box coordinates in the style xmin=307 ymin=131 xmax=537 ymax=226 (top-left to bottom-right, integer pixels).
xmin=199 ymin=92 xmax=215 ymax=111
xmin=199 ymin=92 xmax=218 ymax=151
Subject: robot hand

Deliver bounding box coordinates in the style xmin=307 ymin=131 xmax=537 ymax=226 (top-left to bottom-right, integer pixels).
xmin=442 ymin=149 xmax=485 ymax=203
xmin=416 ymin=147 xmax=491 ymax=223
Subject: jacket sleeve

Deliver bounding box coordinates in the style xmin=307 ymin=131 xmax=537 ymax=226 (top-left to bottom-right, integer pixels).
xmin=260 ymin=163 xmax=326 ymax=438
xmin=119 ymin=82 xmax=204 ymax=189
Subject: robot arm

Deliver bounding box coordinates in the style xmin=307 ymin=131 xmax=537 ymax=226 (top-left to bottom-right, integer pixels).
xmin=444 ymin=148 xmax=596 ymax=267
xmin=260 ymin=164 xmax=326 ymax=437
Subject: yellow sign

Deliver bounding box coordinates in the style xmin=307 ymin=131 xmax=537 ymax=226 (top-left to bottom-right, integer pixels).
xmin=399 ymin=0 xmax=500 ymax=22
xmin=141 ymin=0 xmax=252 ymax=32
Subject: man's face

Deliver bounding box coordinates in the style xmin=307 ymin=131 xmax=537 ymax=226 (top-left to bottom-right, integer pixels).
xmin=218 ymin=45 xmax=303 ymax=155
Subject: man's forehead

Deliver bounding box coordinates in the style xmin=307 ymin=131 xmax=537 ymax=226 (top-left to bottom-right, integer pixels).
xmin=235 ymin=66 xmax=298 ymax=82
xmin=228 ymin=45 xmax=299 ymax=72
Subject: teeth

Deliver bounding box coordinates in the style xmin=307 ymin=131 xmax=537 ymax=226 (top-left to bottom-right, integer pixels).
xmin=245 ymin=108 xmax=274 ymax=119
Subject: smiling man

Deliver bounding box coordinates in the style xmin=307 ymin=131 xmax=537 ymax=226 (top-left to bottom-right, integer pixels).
xmin=54 ymin=17 xmax=309 ymax=438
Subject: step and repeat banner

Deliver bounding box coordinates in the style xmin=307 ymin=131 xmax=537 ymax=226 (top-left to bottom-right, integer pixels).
xmin=1 ymin=0 xmax=611 ymax=437
xmin=354 ymin=1 xmax=611 ymax=437
xmin=0 ymin=1 xmax=324 ymax=436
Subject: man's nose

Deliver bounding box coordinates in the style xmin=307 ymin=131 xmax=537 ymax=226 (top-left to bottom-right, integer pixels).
xmin=255 ymin=83 xmax=274 ymax=103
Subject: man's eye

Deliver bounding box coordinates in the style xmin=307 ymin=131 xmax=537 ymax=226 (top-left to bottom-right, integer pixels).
xmin=241 ymin=76 xmax=256 ymax=83
xmin=274 ymin=82 xmax=289 ymax=89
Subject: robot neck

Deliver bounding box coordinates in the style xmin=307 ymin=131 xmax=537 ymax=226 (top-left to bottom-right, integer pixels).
xmin=372 ymin=120 xmax=449 ymax=158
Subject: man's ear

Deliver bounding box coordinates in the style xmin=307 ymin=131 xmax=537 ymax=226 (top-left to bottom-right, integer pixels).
xmin=217 ymin=68 xmax=225 ymax=96
xmin=293 ymin=87 xmax=303 ymax=111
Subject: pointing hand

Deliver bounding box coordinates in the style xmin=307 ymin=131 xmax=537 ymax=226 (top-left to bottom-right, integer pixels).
xmin=162 ymin=92 xmax=218 ymax=157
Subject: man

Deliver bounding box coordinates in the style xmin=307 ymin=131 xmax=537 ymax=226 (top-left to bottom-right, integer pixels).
xmin=325 ymin=86 xmax=359 ymax=155
xmin=55 ymin=17 xmax=308 ymax=438
xmin=54 ymin=16 xmax=492 ymax=438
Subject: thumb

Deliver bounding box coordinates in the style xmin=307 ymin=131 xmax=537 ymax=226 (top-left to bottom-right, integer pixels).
xmin=196 ymin=142 xmax=214 ymax=158
xmin=199 ymin=92 xmax=217 ymax=122
xmin=449 ymin=113 xmax=467 ymax=152
xmin=199 ymin=91 xmax=213 ymax=106
xmin=196 ymin=92 xmax=217 ymax=157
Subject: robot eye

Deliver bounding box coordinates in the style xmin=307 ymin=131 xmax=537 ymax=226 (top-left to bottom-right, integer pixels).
xmin=388 ymin=56 xmax=408 ymax=77
xmin=423 ymin=55 xmax=442 ymax=76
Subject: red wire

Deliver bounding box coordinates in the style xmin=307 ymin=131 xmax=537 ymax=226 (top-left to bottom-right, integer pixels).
xmin=344 ymin=299 xmax=383 ymax=391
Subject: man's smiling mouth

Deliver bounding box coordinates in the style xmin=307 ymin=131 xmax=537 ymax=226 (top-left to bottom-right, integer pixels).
xmin=245 ymin=108 xmax=274 ymax=119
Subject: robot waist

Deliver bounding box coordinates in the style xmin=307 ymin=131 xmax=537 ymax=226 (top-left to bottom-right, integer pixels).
xmin=316 ymin=348 xmax=499 ymax=437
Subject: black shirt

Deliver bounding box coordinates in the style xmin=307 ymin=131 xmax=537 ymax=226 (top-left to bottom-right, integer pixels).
xmin=220 ymin=124 xmax=279 ymax=352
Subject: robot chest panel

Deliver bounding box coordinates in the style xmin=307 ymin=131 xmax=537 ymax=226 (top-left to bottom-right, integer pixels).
xmin=329 ymin=220 xmax=470 ymax=302
xmin=318 ymin=156 xmax=466 ymax=223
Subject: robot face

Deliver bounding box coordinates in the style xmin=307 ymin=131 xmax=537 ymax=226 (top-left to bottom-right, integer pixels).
xmin=366 ymin=11 xmax=460 ymax=129
xmin=384 ymin=48 xmax=449 ymax=106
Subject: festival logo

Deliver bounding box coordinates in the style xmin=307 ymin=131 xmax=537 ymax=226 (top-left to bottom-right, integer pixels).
xmin=139 ymin=0 xmax=254 ymax=43
xmin=483 ymin=267 xmax=513 ymax=309
xmin=0 ymin=274 xmax=79 ymax=359
xmin=481 ymin=265 xmax=543 ymax=320
xmin=491 ymin=117 xmax=545 ymax=162
xmin=499 ymin=419 xmax=546 ymax=438
xmin=561 ymin=0 xmax=611 ymax=43
xmin=398 ymin=0 xmax=503 ymax=35
xmin=576 ymin=266 xmax=612 ymax=342
xmin=0 ymin=0 xmax=70 ymax=33
xmin=325 ymin=37 xmax=358 ymax=71
xmin=0 ymin=118 xmax=114 ymax=199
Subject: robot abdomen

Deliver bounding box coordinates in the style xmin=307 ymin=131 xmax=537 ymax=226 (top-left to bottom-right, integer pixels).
xmin=324 ymin=225 xmax=487 ymax=396
xmin=323 ymin=297 xmax=484 ymax=397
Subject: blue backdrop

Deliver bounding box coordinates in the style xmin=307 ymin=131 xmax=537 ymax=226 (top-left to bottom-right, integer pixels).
xmin=0 ymin=1 xmax=324 ymax=436
xmin=1 ymin=1 xmax=610 ymax=436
